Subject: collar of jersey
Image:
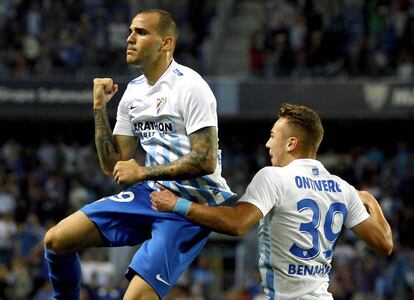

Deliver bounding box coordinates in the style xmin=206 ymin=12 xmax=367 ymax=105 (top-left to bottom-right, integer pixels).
xmin=288 ymin=158 xmax=322 ymax=167
xmin=146 ymin=59 xmax=178 ymax=87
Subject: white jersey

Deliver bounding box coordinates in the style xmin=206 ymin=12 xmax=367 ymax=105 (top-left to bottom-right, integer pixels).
xmin=238 ymin=159 xmax=370 ymax=299
xmin=113 ymin=60 xmax=234 ymax=205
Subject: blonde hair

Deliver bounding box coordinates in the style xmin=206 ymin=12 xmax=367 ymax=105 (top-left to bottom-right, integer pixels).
xmin=278 ymin=103 xmax=324 ymax=152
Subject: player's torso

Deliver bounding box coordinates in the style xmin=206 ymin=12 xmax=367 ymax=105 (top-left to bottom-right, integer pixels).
xmin=259 ymin=161 xmax=349 ymax=299
xmin=120 ymin=64 xmax=235 ymax=205
xmin=125 ymin=75 xmax=190 ymax=162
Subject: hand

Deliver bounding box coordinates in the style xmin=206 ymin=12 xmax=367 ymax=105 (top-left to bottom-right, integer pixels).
xmin=93 ymin=78 xmax=119 ymax=109
xmin=151 ymin=184 xmax=179 ymax=212
xmin=113 ymin=159 xmax=145 ymax=185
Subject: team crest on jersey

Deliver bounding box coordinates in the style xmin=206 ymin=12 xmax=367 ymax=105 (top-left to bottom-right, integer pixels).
xmin=157 ymin=97 xmax=167 ymax=114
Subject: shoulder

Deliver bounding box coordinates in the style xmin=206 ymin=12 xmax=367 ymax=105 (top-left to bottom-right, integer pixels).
xmin=124 ymin=75 xmax=146 ymax=96
xmin=117 ymin=75 xmax=146 ymax=106
xmin=172 ymin=62 xmax=204 ymax=80
xmin=121 ymin=75 xmax=146 ymax=100
xmin=242 ymin=166 xmax=287 ymax=210
xmin=128 ymin=75 xmax=146 ymax=86
xmin=254 ymin=166 xmax=285 ymax=183
xmin=258 ymin=166 xmax=281 ymax=175
xmin=331 ymin=174 xmax=353 ymax=191
xmin=171 ymin=62 xmax=211 ymax=90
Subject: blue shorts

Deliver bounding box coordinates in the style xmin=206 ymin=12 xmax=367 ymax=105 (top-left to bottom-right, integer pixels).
xmin=80 ymin=182 xmax=211 ymax=297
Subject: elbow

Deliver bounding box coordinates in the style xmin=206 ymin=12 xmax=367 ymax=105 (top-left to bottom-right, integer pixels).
xmin=97 ymin=158 xmax=115 ymax=176
xmin=364 ymin=232 xmax=394 ymax=256
xmin=205 ymin=160 xmax=217 ymax=174
xmin=381 ymin=227 xmax=394 ymax=256
xmin=102 ymin=170 xmax=112 ymax=176
xmin=226 ymin=223 xmax=249 ymax=237
xmin=380 ymin=239 xmax=394 ymax=256
xmin=374 ymin=235 xmax=393 ymax=256
xmin=234 ymin=227 xmax=249 ymax=237
xmin=385 ymin=244 xmax=393 ymax=256
xmin=199 ymin=158 xmax=217 ymax=175
xmin=227 ymin=228 xmax=243 ymax=237
xmin=101 ymin=165 xmax=113 ymax=176
xmin=376 ymin=244 xmax=393 ymax=257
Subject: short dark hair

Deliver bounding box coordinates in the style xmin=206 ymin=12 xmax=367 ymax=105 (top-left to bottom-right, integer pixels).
xmin=138 ymin=9 xmax=179 ymax=40
xmin=278 ymin=103 xmax=324 ymax=152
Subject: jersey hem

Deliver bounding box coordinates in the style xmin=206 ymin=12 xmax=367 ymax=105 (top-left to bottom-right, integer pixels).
xmin=186 ymin=121 xmax=216 ymax=135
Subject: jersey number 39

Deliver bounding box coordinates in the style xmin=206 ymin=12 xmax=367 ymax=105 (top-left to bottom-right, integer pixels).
xmin=289 ymin=198 xmax=347 ymax=260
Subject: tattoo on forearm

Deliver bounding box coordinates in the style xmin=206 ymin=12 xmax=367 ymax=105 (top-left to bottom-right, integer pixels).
xmin=144 ymin=127 xmax=217 ymax=180
xmin=94 ymin=108 xmax=120 ymax=169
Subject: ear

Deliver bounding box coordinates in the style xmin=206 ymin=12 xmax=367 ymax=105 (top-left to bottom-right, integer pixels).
xmin=287 ymin=137 xmax=298 ymax=152
xmin=161 ymin=36 xmax=173 ymax=51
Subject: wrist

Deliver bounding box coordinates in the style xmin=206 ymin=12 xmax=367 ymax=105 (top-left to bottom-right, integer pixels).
xmin=139 ymin=166 xmax=149 ymax=182
xmin=173 ymin=197 xmax=192 ymax=217
xmin=133 ymin=165 xmax=143 ymax=182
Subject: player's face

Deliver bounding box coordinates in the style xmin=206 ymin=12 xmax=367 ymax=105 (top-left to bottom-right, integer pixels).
xmin=266 ymin=118 xmax=290 ymax=167
xmin=126 ymin=13 xmax=163 ymax=66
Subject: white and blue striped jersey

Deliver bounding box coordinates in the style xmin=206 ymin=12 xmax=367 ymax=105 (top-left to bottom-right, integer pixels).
xmin=238 ymin=159 xmax=370 ymax=299
xmin=113 ymin=60 xmax=235 ymax=205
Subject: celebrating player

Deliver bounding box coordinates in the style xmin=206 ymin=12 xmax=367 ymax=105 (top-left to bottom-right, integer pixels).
xmin=43 ymin=9 xmax=234 ymax=300
xmin=151 ymin=103 xmax=393 ymax=299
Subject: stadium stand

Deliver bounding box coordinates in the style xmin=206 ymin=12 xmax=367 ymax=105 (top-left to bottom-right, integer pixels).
xmin=0 ymin=1 xmax=413 ymax=299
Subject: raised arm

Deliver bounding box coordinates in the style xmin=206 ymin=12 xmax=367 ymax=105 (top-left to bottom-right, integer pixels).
xmin=150 ymin=187 xmax=263 ymax=236
xmin=93 ymin=78 xmax=137 ymax=175
xmin=351 ymin=191 xmax=393 ymax=256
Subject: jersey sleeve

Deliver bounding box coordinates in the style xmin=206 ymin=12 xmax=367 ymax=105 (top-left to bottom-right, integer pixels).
xmin=113 ymin=86 xmax=134 ymax=136
xmin=178 ymin=77 xmax=218 ymax=135
xmin=344 ymin=184 xmax=370 ymax=229
xmin=238 ymin=167 xmax=285 ymax=217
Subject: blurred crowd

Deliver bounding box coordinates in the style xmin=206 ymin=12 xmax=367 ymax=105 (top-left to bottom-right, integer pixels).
xmin=0 ymin=0 xmax=216 ymax=79
xmin=1 ymin=1 xmax=414 ymax=299
xmin=0 ymin=134 xmax=413 ymax=299
xmin=5 ymin=0 xmax=414 ymax=80
xmin=249 ymin=0 xmax=414 ymax=78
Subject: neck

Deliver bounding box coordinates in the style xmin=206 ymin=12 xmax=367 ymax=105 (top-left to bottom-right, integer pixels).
xmin=141 ymin=54 xmax=173 ymax=85
xmin=283 ymin=152 xmax=316 ymax=166
xmin=295 ymin=151 xmax=317 ymax=160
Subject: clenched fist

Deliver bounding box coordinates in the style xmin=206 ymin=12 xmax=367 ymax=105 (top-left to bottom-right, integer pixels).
xmin=113 ymin=159 xmax=146 ymax=185
xmin=93 ymin=78 xmax=119 ymax=109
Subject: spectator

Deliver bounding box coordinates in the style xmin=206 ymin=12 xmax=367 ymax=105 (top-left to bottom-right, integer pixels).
xmin=0 ymin=0 xmax=216 ymax=77
xmin=9 ymin=258 xmax=33 ymax=300
xmin=191 ymin=255 xmax=215 ymax=300
xmin=0 ymin=214 xmax=16 ymax=264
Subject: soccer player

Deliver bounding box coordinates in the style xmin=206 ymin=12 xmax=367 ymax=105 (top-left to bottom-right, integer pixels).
xmin=43 ymin=9 xmax=234 ymax=300
xmin=151 ymin=103 xmax=393 ymax=299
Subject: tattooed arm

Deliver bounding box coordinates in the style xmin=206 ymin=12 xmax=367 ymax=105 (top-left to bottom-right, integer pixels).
xmin=113 ymin=126 xmax=217 ymax=185
xmin=144 ymin=126 xmax=217 ymax=179
xmin=93 ymin=78 xmax=137 ymax=175
xmin=94 ymin=108 xmax=137 ymax=175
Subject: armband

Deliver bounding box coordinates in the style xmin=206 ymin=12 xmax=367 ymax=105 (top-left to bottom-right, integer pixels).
xmin=173 ymin=197 xmax=192 ymax=217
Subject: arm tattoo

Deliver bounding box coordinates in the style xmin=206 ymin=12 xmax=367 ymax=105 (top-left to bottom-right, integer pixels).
xmin=143 ymin=126 xmax=217 ymax=180
xmin=94 ymin=108 xmax=120 ymax=173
